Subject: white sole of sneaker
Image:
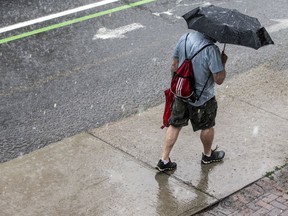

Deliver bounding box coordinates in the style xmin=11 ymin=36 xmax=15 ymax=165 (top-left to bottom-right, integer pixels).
xmin=201 ymin=159 xmax=223 ymax=164
xmin=155 ymin=166 xmax=176 ymax=172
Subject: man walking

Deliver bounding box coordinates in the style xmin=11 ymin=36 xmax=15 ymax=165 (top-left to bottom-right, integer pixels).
xmin=156 ymin=31 xmax=228 ymax=172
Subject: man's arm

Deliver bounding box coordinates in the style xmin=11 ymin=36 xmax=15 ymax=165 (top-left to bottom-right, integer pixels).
xmin=213 ymin=51 xmax=228 ymax=85
xmin=170 ymin=58 xmax=179 ymax=77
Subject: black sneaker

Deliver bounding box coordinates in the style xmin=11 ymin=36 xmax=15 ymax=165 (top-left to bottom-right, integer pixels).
xmin=201 ymin=147 xmax=225 ymax=164
xmin=156 ymin=158 xmax=177 ymax=171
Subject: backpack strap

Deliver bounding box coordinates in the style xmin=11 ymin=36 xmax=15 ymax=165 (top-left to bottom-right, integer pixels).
xmin=184 ymin=33 xmax=189 ymax=59
xmin=184 ymin=35 xmax=215 ymax=101
xmin=197 ymin=73 xmax=211 ymax=101
xmin=188 ymin=42 xmax=215 ymax=101
xmin=184 ymin=33 xmax=214 ymax=60
xmin=189 ymin=43 xmax=214 ymax=60
xmin=193 ymin=44 xmax=214 ymax=100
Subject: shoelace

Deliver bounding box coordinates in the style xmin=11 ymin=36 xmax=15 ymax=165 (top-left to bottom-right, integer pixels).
xmin=211 ymin=145 xmax=219 ymax=153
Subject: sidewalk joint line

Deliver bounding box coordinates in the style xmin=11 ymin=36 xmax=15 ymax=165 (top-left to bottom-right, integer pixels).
xmin=170 ymin=174 xmax=218 ymax=199
xmin=86 ymin=131 xmax=218 ymax=200
xmin=86 ymin=131 xmax=156 ymax=170
xmin=84 ymin=177 xmax=110 ymax=190
xmin=219 ymin=90 xmax=288 ymax=121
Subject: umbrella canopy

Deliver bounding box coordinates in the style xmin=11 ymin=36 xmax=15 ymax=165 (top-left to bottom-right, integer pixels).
xmin=182 ymin=5 xmax=274 ymax=49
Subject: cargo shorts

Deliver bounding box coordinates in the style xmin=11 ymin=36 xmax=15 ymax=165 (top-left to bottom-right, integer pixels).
xmin=168 ymin=97 xmax=218 ymax=131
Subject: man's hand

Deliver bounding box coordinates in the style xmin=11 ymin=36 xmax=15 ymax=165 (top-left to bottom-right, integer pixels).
xmin=213 ymin=51 xmax=227 ymax=85
xmin=171 ymin=58 xmax=179 ymax=77
xmin=221 ymin=51 xmax=228 ymax=65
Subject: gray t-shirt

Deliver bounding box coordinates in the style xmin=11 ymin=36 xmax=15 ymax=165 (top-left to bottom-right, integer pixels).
xmin=173 ymin=31 xmax=224 ymax=106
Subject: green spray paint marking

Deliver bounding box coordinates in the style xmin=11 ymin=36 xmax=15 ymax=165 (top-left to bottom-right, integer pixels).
xmin=0 ymin=0 xmax=155 ymax=44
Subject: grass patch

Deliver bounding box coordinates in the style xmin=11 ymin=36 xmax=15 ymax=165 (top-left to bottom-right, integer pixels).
xmin=265 ymin=160 xmax=288 ymax=179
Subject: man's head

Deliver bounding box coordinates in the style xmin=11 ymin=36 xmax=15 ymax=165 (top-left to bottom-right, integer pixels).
xmin=204 ymin=34 xmax=217 ymax=43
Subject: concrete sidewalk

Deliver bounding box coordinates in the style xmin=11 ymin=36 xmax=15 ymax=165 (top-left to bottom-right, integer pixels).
xmin=0 ymin=63 xmax=287 ymax=216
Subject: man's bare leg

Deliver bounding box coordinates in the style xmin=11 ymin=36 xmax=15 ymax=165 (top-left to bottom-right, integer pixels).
xmin=200 ymin=127 xmax=225 ymax=164
xmin=200 ymin=127 xmax=214 ymax=156
xmin=161 ymin=125 xmax=181 ymax=161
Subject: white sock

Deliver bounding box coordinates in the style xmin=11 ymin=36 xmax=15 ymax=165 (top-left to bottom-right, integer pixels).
xmin=161 ymin=159 xmax=169 ymax=164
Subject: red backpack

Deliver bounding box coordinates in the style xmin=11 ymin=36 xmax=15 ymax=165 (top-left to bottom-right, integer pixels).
xmin=170 ymin=33 xmax=212 ymax=101
xmin=161 ymin=34 xmax=212 ymax=129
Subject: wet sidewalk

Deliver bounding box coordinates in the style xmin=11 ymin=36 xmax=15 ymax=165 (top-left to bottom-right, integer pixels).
xmin=0 ymin=63 xmax=287 ymax=215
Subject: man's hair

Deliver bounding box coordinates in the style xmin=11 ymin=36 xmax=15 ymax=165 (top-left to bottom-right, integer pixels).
xmin=204 ymin=34 xmax=217 ymax=43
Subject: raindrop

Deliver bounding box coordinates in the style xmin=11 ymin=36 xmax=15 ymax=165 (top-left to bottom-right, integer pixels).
xmin=138 ymin=105 xmax=145 ymax=114
xmin=152 ymin=12 xmax=160 ymax=17
xmin=203 ymin=2 xmax=212 ymax=6
xmin=163 ymin=10 xmax=173 ymax=16
xmin=121 ymin=104 xmax=125 ymax=112
xmin=152 ymin=58 xmax=159 ymax=66
xmin=252 ymin=126 xmax=259 ymax=136
xmin=54 ymin=103 xmax=57 ymax=108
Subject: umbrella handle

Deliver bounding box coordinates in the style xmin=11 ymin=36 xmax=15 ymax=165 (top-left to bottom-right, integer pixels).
xmin=222 ymin=43 xmax=226 ymax=53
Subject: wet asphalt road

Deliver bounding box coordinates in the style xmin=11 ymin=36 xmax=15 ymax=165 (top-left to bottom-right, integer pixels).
xmin=0 ymin=0 xmax=287 ymax=162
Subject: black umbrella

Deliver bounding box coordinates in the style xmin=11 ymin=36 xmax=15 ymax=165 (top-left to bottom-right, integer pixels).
xmin=182 ymin=5 xmax=274 ymax=50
